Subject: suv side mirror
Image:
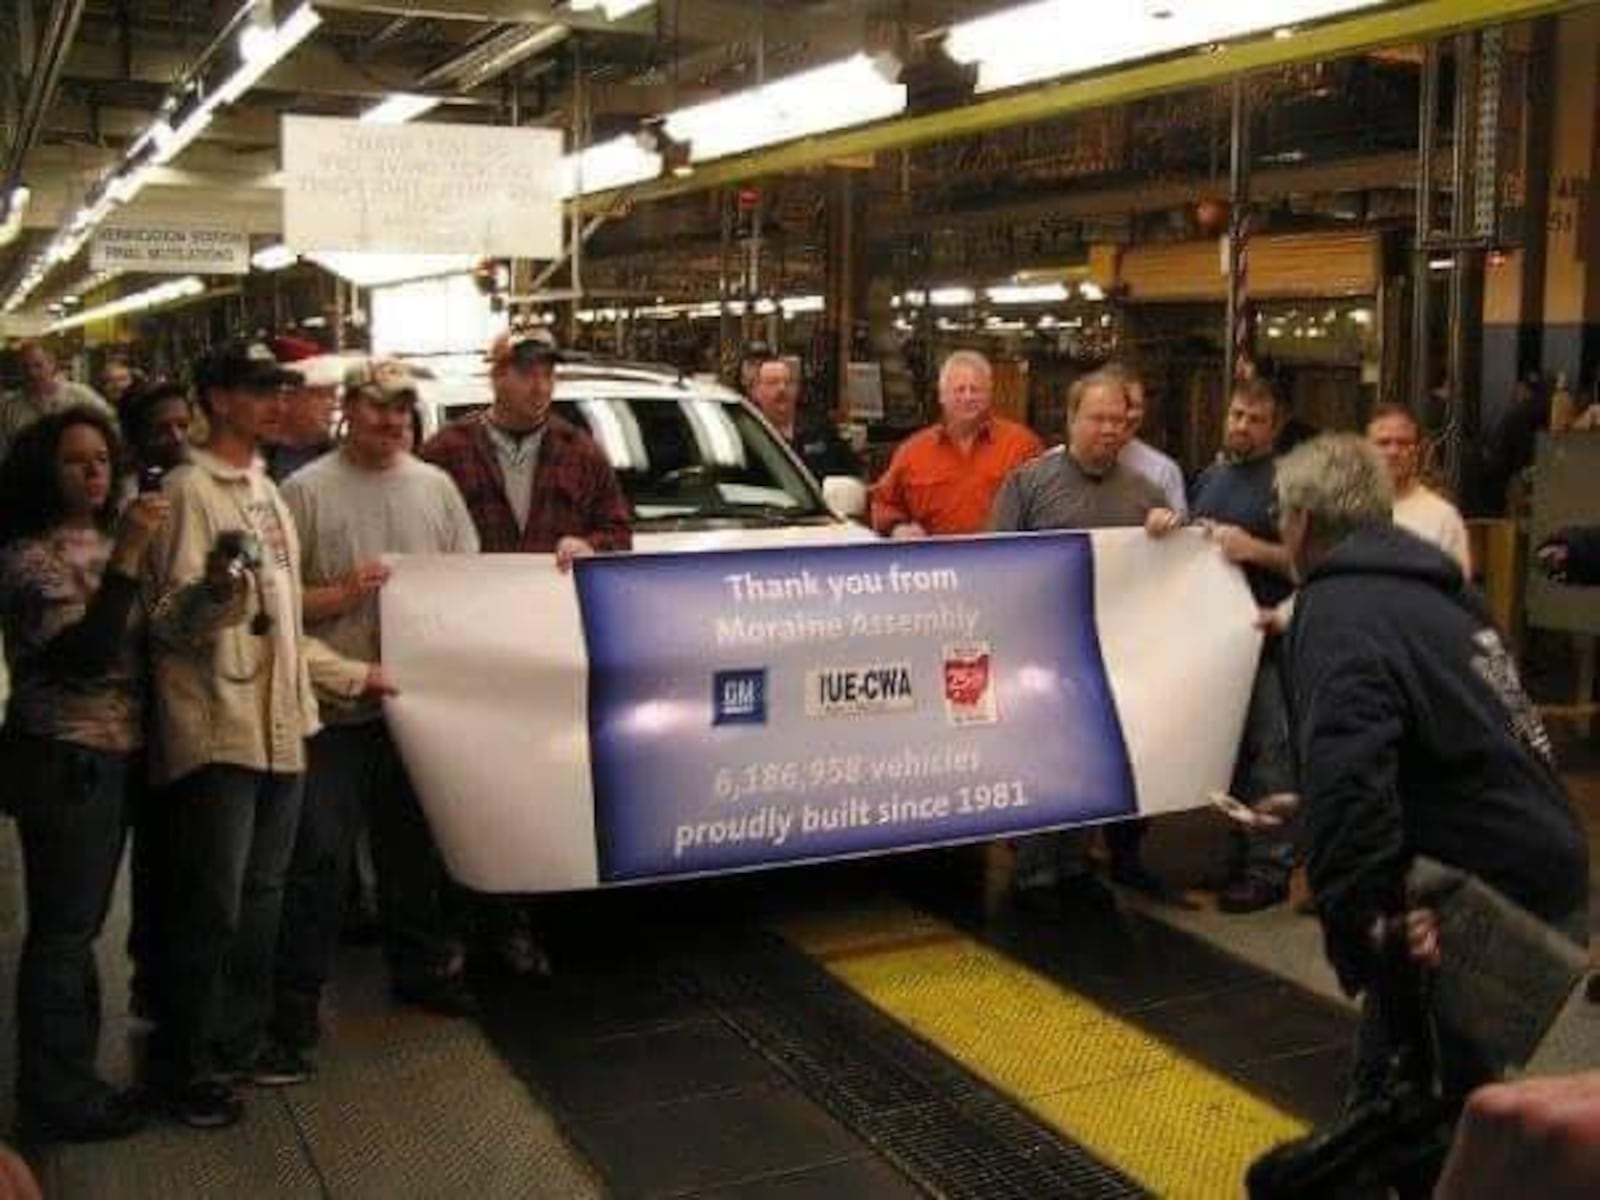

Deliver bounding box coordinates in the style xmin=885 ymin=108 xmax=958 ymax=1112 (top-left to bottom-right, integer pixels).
xmin=822 ymin=475 xmax=868 ymax=520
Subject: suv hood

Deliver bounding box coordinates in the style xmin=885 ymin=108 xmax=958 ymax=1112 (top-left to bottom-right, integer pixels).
xmin=634 ymin=521 xmax=878 ymax=554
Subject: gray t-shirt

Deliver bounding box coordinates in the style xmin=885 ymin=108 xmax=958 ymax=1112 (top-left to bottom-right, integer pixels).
xmin=989 ymin=446 xmax=1164 ymax=532
xmin=283 ymin=452 xmax=479 ymax=720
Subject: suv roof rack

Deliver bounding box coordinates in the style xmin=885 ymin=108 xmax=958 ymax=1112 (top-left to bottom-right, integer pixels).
xmin=556 ymin=354 xmax=687 ymax=384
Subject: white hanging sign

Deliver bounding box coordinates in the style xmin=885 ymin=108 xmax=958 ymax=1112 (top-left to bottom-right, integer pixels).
xmin=90 ymin=224 xmax=250 ymax=274
xmin=281 ymin=115 xmax=563 ymax=258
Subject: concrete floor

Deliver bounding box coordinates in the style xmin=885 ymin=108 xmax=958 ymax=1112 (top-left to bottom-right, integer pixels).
xmin=1 ymin=728 xmax=1594 ymax=1198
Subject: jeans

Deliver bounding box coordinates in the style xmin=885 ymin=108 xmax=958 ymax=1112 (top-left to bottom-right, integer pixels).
xmin=1013 ymin=822 xmax=1144 ymax=890
xmin=126 ymin=774 xmax=172 ymax=1019
xmin=273 ymin=722 xmax=462 ymax=1049
xmin=11 ymin=737 xmax=129 ymax=1117
xmin=152 ymin=765 xmax=303 ymax=1083
xmin=1227 ymin=645 xmax=1298 ymax=889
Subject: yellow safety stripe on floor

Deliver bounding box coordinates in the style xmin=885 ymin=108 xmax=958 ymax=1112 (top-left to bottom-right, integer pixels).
xmin=776 ymin=900 xmax=1307 ymax=1200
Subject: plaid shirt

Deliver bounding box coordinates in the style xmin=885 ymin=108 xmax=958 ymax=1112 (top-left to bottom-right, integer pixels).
xmin=420 ymin=412 xmax=632 ymax=554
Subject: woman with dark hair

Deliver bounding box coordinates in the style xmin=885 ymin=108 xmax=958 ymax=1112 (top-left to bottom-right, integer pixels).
xmin=0 ymin=406 xmax=168 ymax=1141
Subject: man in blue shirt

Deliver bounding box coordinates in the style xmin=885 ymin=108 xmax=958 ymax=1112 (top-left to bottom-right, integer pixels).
xmin=1148 ymin=378 xmax=1298 ymax=912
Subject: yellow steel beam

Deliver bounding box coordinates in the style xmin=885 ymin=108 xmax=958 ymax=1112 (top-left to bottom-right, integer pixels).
xmin=580 ymin=0 xmax=1593 ymax=213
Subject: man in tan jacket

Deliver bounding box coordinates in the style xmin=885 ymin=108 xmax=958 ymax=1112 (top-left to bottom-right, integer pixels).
xmin=143 ymin=340 xmax=385 ymax=1129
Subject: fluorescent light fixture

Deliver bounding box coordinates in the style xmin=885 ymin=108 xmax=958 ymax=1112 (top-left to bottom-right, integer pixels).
xmin=946 ymin=0 xmax=1383 ymax=93
xmin=106 ymin=164 xmax=154 ymax=206
xmin=779 ymin=294 xmax=824 ymax=315
xmin=361 ymin=93 xmax=442 ymax=125
xmin=308 ymin=252 xmax=475 ymax=288
xmin=432 ymin=23 xmax=570 ymax=92
xmin=665 ymin=53 xmax=905 ymax=163
xmin=1079 ymin=281 xmax=1107 ymax=301
xmin=215 ymin=2 xmax=322 ymax=105
xmin=568 ymin=0 xmax=655 ymax=18
xmin=559 ymin=134 xmax=662 ymax=198
xmin=987 ymin=283 xmax=1069 ymax=304
xmin=46 ymin=276 xmax=205 ymax=332
xmin=0 ymin=184 xmax=29 ymax=247
xmin=252 ymin=243 xmax=298 ymax=271
xmin=929 ymin=286 xmax=976 ymax=307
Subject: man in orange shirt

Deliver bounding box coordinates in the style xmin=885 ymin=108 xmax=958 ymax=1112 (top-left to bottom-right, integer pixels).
xmin=871 ymin=351 xmax=1043 ymax=537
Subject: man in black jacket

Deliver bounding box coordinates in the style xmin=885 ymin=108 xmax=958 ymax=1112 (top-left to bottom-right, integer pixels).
xmin=747 ymin=354 xmax=862 ymax=482
xmin=1273 ymin=434 xmax=1587 ymax=1101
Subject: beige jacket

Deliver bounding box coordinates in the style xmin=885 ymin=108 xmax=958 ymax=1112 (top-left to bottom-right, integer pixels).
xmin=143 ymin=448 xmax=368 ymax=785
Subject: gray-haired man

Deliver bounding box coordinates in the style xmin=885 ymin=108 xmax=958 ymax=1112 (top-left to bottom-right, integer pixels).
xmin=1274 ymin=433 xmax=1586 ymax=1103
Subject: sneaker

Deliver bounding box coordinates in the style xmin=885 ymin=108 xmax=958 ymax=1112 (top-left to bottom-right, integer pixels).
xmin=393 ymin=972 xmax=479 ymax=1018
xmin=249 ymin=1043 xmax=314 ymax=1087
xmin=1218 ymin=877 xmax=1289 ymax=914
xmin=168 ymin=1079 xmax=243 ymax=1130
xmin=19 ymin=1088 xmax=148 ymax=1144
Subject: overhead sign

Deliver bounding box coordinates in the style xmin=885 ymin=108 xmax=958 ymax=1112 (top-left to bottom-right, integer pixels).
xmin=380 ymin=530 xmax=1261 ymax=892
xmin=281 ymin=115 xmax=563 ymax=258
xmin=90 ymin=224 xmax=249 ymax=274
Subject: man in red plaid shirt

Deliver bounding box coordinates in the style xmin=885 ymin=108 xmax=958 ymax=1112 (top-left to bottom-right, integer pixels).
xmin=420 ymin=330 xmax=631 ymax=566
xmin=420 ymin=330 xmax=631 ymax=976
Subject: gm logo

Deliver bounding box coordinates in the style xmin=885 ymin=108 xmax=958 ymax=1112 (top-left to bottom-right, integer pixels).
xmin=713 ymin=669 xmax=767 ymax=726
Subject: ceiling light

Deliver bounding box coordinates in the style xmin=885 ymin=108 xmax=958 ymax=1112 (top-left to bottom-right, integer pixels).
xmin=361 ymin=93 xmax=442 ymax=125
xmin=0 ymin=184 xmax=29 ymax=247
xmin=929 ymin=287 xmax=976 ymax=307
xmin=568 ymin=0 xmax=655 ymax=18
xmin=215 ymin=2 xmax=322 ymax=105
xmin=422 ymin=23 xmax=570 ymax=92
xmin=559 ymin=135 xmax=662 ymax=198
xmin=1079 ymin=281 xmax=1107 ymax=301
xmin=308 ymin=252 xmax=476 ymax=288
xmin=946 ymin=0 xmax=1382 ymax=93
xmin=987 ymin=283 xmax=1069 ymax=304
xmin=664 ymin=53 xmax=905 ymax=163
xmin=252 ymin=243 xmax=298 ymax=271
xmin=46 ymin=276 xmax=205 ymax=333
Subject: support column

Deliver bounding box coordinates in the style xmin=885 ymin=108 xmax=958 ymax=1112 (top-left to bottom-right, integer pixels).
xmin=1443 ymin=33 xmax=1486 ymax=495
xmin=1224 ymin=77 xmax=1253 ymax=382
xmin=824 ymin=167 xmax=861 ymax=422
xmin=1411 ymin=40 xmax=1441 ymax=413
xmin=1539 ymin=5 xmax=1599 ymax=392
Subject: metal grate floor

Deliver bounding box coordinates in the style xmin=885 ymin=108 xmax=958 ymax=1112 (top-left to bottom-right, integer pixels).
xmin=678 ymin=934 xmax=1149 ymax=1200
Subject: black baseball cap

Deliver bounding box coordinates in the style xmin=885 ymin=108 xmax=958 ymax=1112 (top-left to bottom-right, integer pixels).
xmin=486 ymin=329 xmax=564 ymax=370
xmin=193 ymin=338 xmax=303 ymax=394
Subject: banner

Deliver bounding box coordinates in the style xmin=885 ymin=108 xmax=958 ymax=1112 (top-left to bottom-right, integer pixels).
xmin=281 ymin=115 xmax=563 ymax=258
xmin=91 ymin=224 xmax=249 ymax=274
xmin=381 ymin=530 xmax=1261 ymax=892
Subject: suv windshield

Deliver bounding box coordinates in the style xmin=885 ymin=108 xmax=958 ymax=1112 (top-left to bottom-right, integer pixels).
xmin=556 ymin=395 xmax=830 ymax=524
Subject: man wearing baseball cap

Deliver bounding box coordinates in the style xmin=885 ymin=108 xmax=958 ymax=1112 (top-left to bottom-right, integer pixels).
xmin=142 ymin=339 xmax=384 ymax=1128
xmin=420 ymin=330 xmax=630 ymax=975
xmin=270 ymin=360 xmax=480 ymax=1071
xmin=421 ymin=330 xmax=629 ymax=564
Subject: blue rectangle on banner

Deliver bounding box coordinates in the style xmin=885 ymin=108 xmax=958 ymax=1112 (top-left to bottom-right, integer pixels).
xmin=575 ymin=536 xmax=1136 ymax=882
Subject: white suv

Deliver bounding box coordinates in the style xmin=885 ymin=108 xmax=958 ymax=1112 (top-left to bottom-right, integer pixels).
xmin=411 ymin=357 xmax=874 ymax=553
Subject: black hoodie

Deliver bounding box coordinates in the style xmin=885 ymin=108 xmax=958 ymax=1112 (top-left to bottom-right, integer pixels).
xmin=1284 ymin=524 xmax=1588 ymax=994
